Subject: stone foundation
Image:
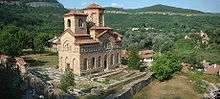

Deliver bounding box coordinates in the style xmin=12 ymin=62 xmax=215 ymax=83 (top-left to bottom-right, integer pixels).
xmin=106 ymin=73 xmax=154 ymax=99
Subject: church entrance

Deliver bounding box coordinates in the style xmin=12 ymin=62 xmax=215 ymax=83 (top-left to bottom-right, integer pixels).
xmin=104 ymin=55 xmax=107 ymax=69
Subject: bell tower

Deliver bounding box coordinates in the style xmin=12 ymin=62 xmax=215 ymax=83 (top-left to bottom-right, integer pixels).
xmin=64 ymin=11 xmax=88 ymax=34
xmin=84 ymin=3 xmax=105 ymax=27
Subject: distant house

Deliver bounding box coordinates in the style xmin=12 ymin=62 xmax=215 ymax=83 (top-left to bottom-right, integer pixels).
xmin=15 ymin=57 xmax=29 ymax=74
xmin=185 ymin=30 xmax=210 ymax=44
xmin=121 ymin=50 xmax=129 ymax=59
xmin=0 ymin=52 xmax=8 ymax=64
xmin=139 ymin=50 xmax=155 ymax=63
xmin=204 ymin=64 xmax=220 ymax=75
xmin=48 ymin=36 xmax=60 ymax=52
xmin=0 ymin=53 xmax=28 ymax=74
xmin=121 ymin=50 xmax=155 ymax=64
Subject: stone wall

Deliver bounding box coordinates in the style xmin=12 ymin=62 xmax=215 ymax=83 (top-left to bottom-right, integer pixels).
xmin=105 ymin=73 xmax=154 ymax=99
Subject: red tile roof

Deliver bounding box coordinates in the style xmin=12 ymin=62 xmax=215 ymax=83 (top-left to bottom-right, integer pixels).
xmin=0 ymin=53 xmax=8 ymax=62
xmin=15 ymin=57 xmax=27 ymax=67
xmin=121 ymin=50 xmax=154 ymax=59
xmin=206 ymin=65 xmax=220 ymax=74
xmin=75 ymin=39 xmax=99 ymax=45
xmin=121 ymin=50 xmax=129 ymax=58
xmin=90 ymin=26 xmax=113 ymax=30
xmin=96 ymin=30 xmax=109 ymax=38
xmin=139 ymin=50 xmax=155 ymax=59
xmin=64 ymin=11 xmax=88 ymax=17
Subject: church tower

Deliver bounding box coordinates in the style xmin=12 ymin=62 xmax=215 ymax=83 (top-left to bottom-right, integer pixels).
xmin=84 ymin=3 xmax=105 ymax=27
xmin=64 ymin=11 xmax=88 ymax=34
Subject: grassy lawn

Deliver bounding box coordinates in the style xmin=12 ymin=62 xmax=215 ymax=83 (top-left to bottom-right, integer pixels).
xmin=132 ymin=74 xmax=202 ymax=99
xmin=23 ymin=52 xmax=58 ymax=68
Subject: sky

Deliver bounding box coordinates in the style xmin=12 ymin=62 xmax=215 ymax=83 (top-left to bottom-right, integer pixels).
xmin=57 ymin=0 xmax=220 ymax=13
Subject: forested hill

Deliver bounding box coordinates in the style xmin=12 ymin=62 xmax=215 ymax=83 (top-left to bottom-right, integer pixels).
xmin=0 ymin=0 xmax=63 ymax=8
xmin=0 ymin=4 xmax=68 ymax=34
xmin=105 ymin=4 xmax=204 ymax=14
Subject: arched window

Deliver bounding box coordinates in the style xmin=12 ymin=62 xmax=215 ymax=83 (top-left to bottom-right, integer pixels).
xmin=110 ymin=54 xmax=114 ymax=65
xmin=83 ymin=58 xmax=88 ymax=70
xmin=91 ymin=57 xmax=95 ymax=69
xmin=78 ymin=19 xmax=83 ymax=28
xmin=67 ymin=19 xmax=71 ymax=27
xmin=65 ymin=57 xmax=70 ymax=69
xmin=115 ymin=53 xmax=118 ymax=64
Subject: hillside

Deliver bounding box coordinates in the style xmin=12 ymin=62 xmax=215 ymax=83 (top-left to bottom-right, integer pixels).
xmin=105 ymin=4 xmax=204 ymax=14
xmin=0 ymin=4 xmax=68 ymax=34
xmin=133 ymin=4 xmax=203 ymax=14
xmin=0 ymin=0 xmax=63 ymax=8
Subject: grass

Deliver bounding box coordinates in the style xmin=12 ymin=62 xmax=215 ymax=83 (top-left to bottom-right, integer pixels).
xmin=23 ymin=52 xmax=58 ymax=67
xmin=132 ymin=74 xmax=202 ymax=99
xmin=182 ymin=71 xmax=220 ymax=84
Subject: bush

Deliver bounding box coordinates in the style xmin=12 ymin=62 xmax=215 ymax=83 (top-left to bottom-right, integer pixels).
xmin=152 ymin=52 xmax=181 ymax=81
xmin=59 ymin=67 xmax=75 ymax=93
xmin=193 ymin=80 xmax=208 ymax=94
xmin=127 ymin=45 xmax=141 ymax=70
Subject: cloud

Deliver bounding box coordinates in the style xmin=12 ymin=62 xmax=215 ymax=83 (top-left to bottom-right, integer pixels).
xmin=110 ymin=3 xmax=124 ymax=7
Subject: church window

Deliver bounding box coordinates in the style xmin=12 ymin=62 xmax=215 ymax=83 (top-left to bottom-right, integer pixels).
xmin=83 ymin=58 xmax=88 ymax=70
xmin=110 ymin=54 xmax=114 ymax=65
xmin=67 ymin=19 xmax=71 ymax=27
xmin=78 ymin=19 xmax=83 ymax=28
xmin=91 ymin=57 xmax=95 ymax=69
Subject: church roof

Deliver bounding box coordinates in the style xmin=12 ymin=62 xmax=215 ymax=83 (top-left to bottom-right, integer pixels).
xmin=75 ymin=38 xmax=99 ymax=45
xmin=64 ymin=10 xmax=88 ymax=17
xmin=60 ymin=28 xmax=99 ymax=45
xmin=85 ymin=3 xmax=104 ymax=10
xmin=96 ymin=30 xmax=109 ymax=38
xmin=90 ymin=26 xmax=113 ymax=30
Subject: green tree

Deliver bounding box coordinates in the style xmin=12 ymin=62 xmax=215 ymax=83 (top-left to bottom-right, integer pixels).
xmin=33 ymin=33 xmax=50 ymax=52
xmin=0 ymin=25 xmax=30 ymax=56
xmin=152 ymin=52 xmax=181 ymax=81
xmin=59 ymin=67 xmax=75 ymax=93
xmin=0 ymin=58 xmax=23 ymax=99
xmin=127 ymin=45 xmax=141 ymax=70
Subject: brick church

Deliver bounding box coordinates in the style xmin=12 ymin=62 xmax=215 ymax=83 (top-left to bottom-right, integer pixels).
xmin=56 ymin=3 xmax=123 ymax=76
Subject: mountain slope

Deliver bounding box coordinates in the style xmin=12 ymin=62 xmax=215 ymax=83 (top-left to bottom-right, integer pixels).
xmin=0 ymin=0 xmax=64 ymax=8
xmin=0 ymin=4 xmax=68 ymax=34
xmin=135 ymin=4 xmax=203 ymax=14
xmin=105 ymin=4 xmax=204 ymax=14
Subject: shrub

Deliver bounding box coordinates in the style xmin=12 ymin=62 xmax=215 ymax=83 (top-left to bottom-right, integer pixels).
xmin=59 ymin=67 xmax=75 ymax=93
xmin=127 ymin=45 xmax=141 ymax=70
xmin=193 ymin=80 xmax=208 ymax=94
xmin=152 ymin=52 xmax=181 ymax=81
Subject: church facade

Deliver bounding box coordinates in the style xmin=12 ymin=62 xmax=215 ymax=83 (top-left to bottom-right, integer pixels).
xmin=56 ymin=4 xmax=123 ymax=76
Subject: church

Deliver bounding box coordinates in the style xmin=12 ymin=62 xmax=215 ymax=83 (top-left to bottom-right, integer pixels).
xmin=56 ymin=3 xmax=123 ymax=76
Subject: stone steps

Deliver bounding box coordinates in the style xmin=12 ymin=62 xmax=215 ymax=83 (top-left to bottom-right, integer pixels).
xmin=104 ymin=71 xmax=151 ymax=90
xmin=87 ymin=66 xmax=127 ymax=79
